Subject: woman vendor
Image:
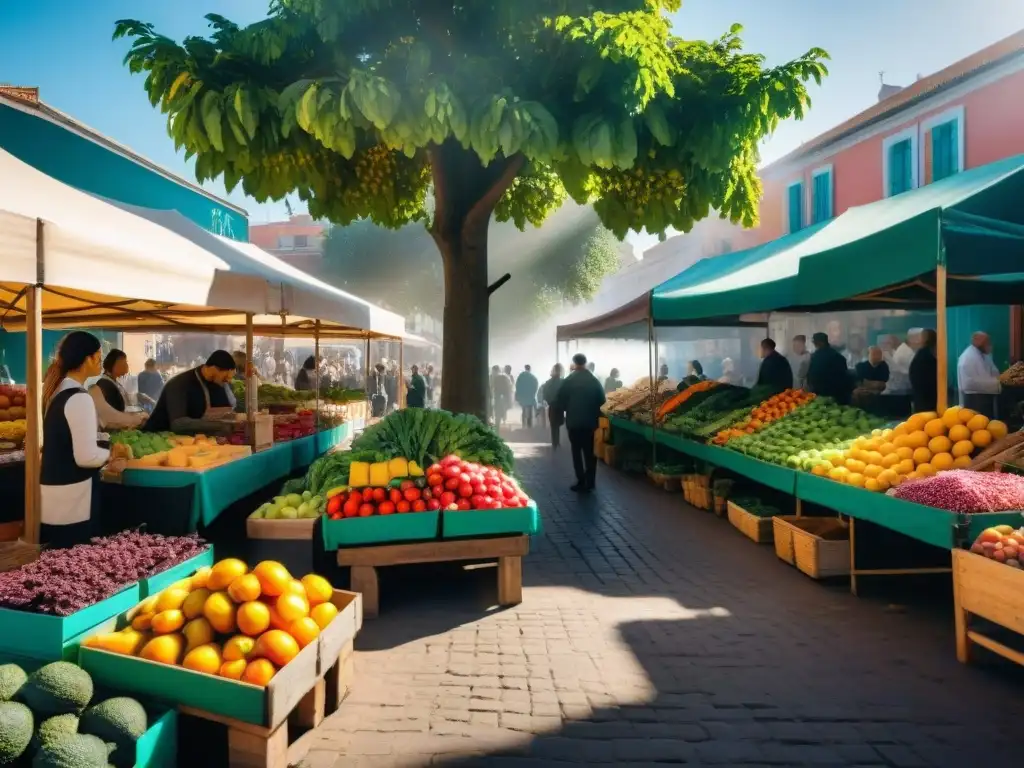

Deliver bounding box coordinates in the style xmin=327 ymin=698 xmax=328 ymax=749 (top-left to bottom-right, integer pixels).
xmin=143 ymin=350 xmax=238 ymax=435
xmin=89 ymin=349 xmax=146 ymax=430
xmin=40 ymin=332 xmax=128 ymax=548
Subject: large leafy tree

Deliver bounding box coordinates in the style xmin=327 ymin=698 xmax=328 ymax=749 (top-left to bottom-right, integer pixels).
xmin=114 ymin=1 xmax=827 ymax=417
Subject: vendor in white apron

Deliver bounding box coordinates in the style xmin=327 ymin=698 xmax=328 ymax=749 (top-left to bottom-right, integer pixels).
xmin=90 ymin=349 xmax=147 ymax=430
xmin=142 ymin=350 xmax=237 ymax=436
xmin=40 ymin=332 xmax=128 ymax=548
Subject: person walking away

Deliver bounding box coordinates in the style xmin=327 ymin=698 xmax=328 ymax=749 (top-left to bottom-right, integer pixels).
xmin=369 ymin=363 xmax=388 ymax=417
xmin=90 ymin=349 xmax=147 ymax=430
xmin=407 ymin=364 xmax=427 ymax=408
xmin=807 ymin=332 xmax=853 ymax=405
xmin=41 ymin=332 xmax=128 ymax=548
xmin=136 ymin=358 xmax=163 ymax=415
xmin=604 ymin=368 xmax=623 ymax=394
xmin=718 ymin=358 xmax=737 ymax=385
xmin=957 ymin=331 xmax=1001 ymax=418
xmin=888 ymin=330 xmax=919 ymax=395
xmin=786 ymin=335 xmax=811 ymax=390
xmin=143 ymin=350 xmax=238 ymax=436
xmin=556 ymin=354 xmax=606 ymax=493
xmin=541 ymin=364 xmax=565 ymax=447
xmin=385 ymin=363 xmax=398 ymax=411
xmin=423 ymin=364 xmax=434 ymax=407
xmin=657 ymin=363 xmax=670 ymax=383
xmin=490 ymin=365 xmax=513 ymax=427
xmin=295 ymin=356 xmax=317 ymax=391
xmin=756 ymin=338 xmax=793 ymax=393
xmin=515 ymin=365 xmax=540 ymax=428
xmin=909 ymin=329 xmax=938 ymax=413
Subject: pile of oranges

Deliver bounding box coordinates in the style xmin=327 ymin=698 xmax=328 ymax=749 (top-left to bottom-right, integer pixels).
xmin=84 ymin=559 xmax=337 ymax=686
xmin=713 ymin=389 xmax=816 ymax=444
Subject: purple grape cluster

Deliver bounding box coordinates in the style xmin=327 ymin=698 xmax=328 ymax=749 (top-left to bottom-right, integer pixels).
xmin=0 ymin=531 xmax=208 ymax=616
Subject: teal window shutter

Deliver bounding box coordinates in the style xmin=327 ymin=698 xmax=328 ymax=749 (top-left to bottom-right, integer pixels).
xmin=888 ymin=139 xmax=912 ymax=195
xmin=812 ymin=170 xmax=832 ymax=223
xmin=932 ymin=121 xmax=959 ymax=181
xmin=787 ymin=183 xmax=803 ymax=232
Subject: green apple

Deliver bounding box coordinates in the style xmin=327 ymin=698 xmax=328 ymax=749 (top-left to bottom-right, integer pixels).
xmin=279 ymin=506 xmax=299 ymax=520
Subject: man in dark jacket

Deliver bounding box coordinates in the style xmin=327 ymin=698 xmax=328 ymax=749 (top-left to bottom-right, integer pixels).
xmin=807 ymin=332 xmax=853 ymax=404
xmin=406 ymin=365 xmax=427 ymax=408
xmin=756 ymin=338 xmax=794 ymax=392
xmin=555 ymin=353 xmax=606 ymax=493
xmin=909 ymin=328 xmax=938 ymax=412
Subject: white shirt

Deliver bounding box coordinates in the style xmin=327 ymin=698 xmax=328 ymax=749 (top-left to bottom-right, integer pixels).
xmin=885 ymin=343 xmax=915 ymax=395
xmin=89 ymin=376 xmax=146 ymax=430
xmin=786 ymin=351 xmax=810 ymax=390
xmin=957 ymin=345 xmax=1001 ymax=401
xmin=41 ymin=378 xmax=111 ymax=526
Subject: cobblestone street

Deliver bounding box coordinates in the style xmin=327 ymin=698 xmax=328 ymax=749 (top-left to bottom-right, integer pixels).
xmin=298 ymin=433 xmax=1024 ymax=767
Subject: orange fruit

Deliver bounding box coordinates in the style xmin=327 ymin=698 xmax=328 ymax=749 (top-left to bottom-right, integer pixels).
xmin=966 ymin=414 xmax=990 ymax=432
xmin=931 ymin=452 xmax=954 ymax=471
xmin=190 ymin=566 xmax=212 ymax=590
xmin=182 ymin=588 xmax=211 ymax=620
xmin=912 ymin=447 xmax=932 ymax=466
xmin=310 ymin=602 xmax=338 ymax=630
xmin=219 ymin=659 xmax=247 ymax=680
xmin=952 ymin=440 xmax=974 ymax=458
xmin=288 ymin=617 xmax=321 ymax=649
xmin=953 ymin=455 xmax=973 ymax=469
xmin=907 ymin=431 xmax=929 ymax=449
xmin=988 ymin=420 xmax=1009 ymax=440
xmin=223 ymin=635 xmax=256 ymax=662
xmin=276 ymin=592 xmax=309 ymax=623
xmin=254 ymin=629 xmax=300 ymax=667
xmin=136 ymin=595 xmax=159 ymax=615
xmin=300 ymin=574 xmax=333 ymax=606
xmin=941 ymin=407 xmax=962 ymax=428
xmin=972 ymin=429 xmax=993 ymax=448
xmin=237 ymin=601 xmax=271 ymax=636
xmin=183 ymin=617 xmax=215 ymax=650
xmin=917 ymin=462 xmax=936 ymax=477
xmin=131 ymin=614 xmax=153 ymax=631
xmin=183 ymin=643 xmax=222 ymax=674
xmin=203 ymin=591 xmax=237 ymax=634
xmin=896 ymin=459 xmax=915 ymax=475
xmin=948 ymin=424 xmax=970 ymax=443
xmin=284 ymin=579 xmax=306 ymax=597
xmin=140 ymin=634 xmax=185 ymax=665
xmin=928 ymin=435 xmax=952 ymax=455
xmin=208 ymin=559 xmax=249 ymax=591
xmin=151 ymin=609 xmax=185 ymax=635
xmin=241 ymin=658 xmax=276 ymax=687
xmin=155 ymin=587 xmax=190 ymax=613
xmin=228 ymin=574 xmax=262 ymax=604
xmin=252 ymin=561 xmax=292 ymax=597
xmin=895 ymin=446 xmax=914 ymax=461
xmin=924 ymin=419 xmax=946 ymax=438
xmin=957 ymin=408 xmax=978 ymax=425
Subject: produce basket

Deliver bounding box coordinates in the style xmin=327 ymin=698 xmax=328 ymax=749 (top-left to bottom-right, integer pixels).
xmin=247 ymin=517 xmax=317 ymax=541
xmin=603 ymin=444 xmax=618 ymax=466
xmin=772 ymin=516 xmax=849 ymax=579
xmin=712 ymin=479 xmax=734 ymax=518
xmin=322 ymin=511 xmax=440 ymax=549
xmin=727 ymin=501 xmax=775 ymax=543
xmin=952 ymin=548 xmax=1024 ymax=667
xmin=441 ymin=503 xmax=540 ymax=539
xmin=645 ymin=467 xmax=682 ymax=492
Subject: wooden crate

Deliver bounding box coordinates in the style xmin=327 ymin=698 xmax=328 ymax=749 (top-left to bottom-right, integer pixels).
xmin=712 ymin=495 xmax=727 ymax=518
xmin=772 ymin=516 xmax=849 ymax=579
xmin=727 ymin=501 xmax=774 ymax=543
xmin=646 ymin=468 xmax=681 ymax=492
xmin=603 ymin=444 xmax=618 ymax=466
xmin=181 ymin=641 xmax=355 ymax=768
xmin=246 ymin=517 xmax=316 ymax=540
xmin=952 ymin=548 xmax=1024 ymax=667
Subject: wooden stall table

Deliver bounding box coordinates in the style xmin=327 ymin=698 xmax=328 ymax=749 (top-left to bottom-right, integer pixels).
xmin=338 ymin=535 xmax=529 ymax=618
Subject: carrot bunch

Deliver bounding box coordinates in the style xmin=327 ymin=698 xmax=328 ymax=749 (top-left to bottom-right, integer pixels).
xmin=655 ymin=380 xmax=718 ymax=421
xmin=712 ymin=389 xmax=815 ymax=444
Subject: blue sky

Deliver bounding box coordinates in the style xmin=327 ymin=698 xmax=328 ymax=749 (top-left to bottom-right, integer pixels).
xmin=2 ymin=0 xmax=1023 ymax=246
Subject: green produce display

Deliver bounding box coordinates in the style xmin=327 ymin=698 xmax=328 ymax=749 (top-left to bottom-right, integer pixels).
xmin=663 ymin=385 xmax=774 ymax=438
xmin=250 ymin=489 xmax=326 ymax=521
xmin=80 ymin=697 xmax=147 ymax=766
xmin=31 ymin=714 xmax=79 ymax=754
xmin=20 ymin=662 xmax=93 ymax=717
xmin=33 ymin=732 xmax=110 ymax=768
xmin=727 ymin=398 xmax=888 ymax=469
xmin=0 ymin=664 xmax=27 ymax=702
xmin=0 ymin=700 xmax=33 ymax=764
xmin=108 ymin=430 xmax=176 ymax=458
xmin=729 ymin=496 xmax=781 ymax=517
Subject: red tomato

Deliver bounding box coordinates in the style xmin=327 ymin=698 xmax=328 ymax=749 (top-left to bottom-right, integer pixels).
xmin=517 ymin=494 xmax=530 ymax=506
xmin=403 ymin=487 xmax=421 ymax=502
xmin=443 ymin=465 xmax=462 ymax=479
xmin=372 ymin=487 xmax=387 ymax=503
xmin=400 ymin=480 xmax=416 ymax=491
xmin=458 ymin=483 xmax=474 ymax=499
xmin=506 ymin=497 xmax=522 ymax=507
xmin=342 ymin=500 xmax=360 ymax=518
xmin=326 ymin=496 xmax=343 ymax=515
xmin=389 ymin=488 xmax=403 ymax=504
xmin=501 ymin=484 xmax=516 ymax=499
xmin=471 ymin=483 xmax=487 ymax=496
xmin=396 ymin=500 xmax=411 ymax=513
xmin=459 ymin=472 xmax=471 ymax=484
xmin=470 ymin=494 xmax=487 ymax=509
xmin=347 ymin=489 xmax=362 ymax=503
xmin=358 ymin=503 xmax=375 ymax=517
xmin=378 ymin=501 xmax=396 ymax=515
xmin=439 ymin=491 xmax=456 ymax=507
xmin=427 ymin=473 xmax=444 ymax=487
xmin=426 ymin=498 xmax=441 ymax=510
xmin=428 ymin=463 xmax=443 ymax=474
xmin=441 ymin=455 xmax=460 ymax=467
xmin=444 ymin=477 xmax=461 ymax=491
xmin=487 ymin=498 xmax=502 ymax=509
xmin=456 ymin=499 xmax=471 ymax=510
xmin=485 ymin=484 xmax=501 ymax=498
xmin=485 ymin=470 xmax=500 ymax=483
xmin=412 ymin=499 xmax=427 ymax=512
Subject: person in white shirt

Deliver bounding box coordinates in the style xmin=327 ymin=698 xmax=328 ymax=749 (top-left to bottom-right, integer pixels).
xmin=40 ymin=333 xmax=128 ymax=548
xmin=786 ymin=335 xmax=811 ymax=390
xmin=89 ymin=350 xmax=147 ymax=430
xmin=957 ymin=331 xmax=1001 ymax=418
xmin=885 ymin=329 xmax=919 ymax=395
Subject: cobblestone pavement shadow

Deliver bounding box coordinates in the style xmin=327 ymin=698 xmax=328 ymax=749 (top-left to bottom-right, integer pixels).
xmin=296 ymin=426 xmax=1024 ymax=767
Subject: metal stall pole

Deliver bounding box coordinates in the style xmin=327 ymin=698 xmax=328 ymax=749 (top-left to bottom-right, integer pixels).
xmin=314 ymin=320 xmax=321 ymax=430
xmin=23 ymin=219 xmax=44 ymax=545
xmin=245 ymin=313 xmax=255 ymax=448
xmin=647 ymin=307 xmax=657 ymax=470
xmin=936 ymin=262 xmax=949 ymax=413
xmin=398 ymin=338 xmax=405 ymax=409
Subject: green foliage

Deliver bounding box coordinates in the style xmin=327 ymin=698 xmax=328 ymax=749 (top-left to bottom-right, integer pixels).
xmin=113 ymin=3 xmax=827 ymax=239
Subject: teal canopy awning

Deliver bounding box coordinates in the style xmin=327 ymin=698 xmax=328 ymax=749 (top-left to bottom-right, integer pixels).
xmin=652 ymin=153 xmax=1024 ymax=325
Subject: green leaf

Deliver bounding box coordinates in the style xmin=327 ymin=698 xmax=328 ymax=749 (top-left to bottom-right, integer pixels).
xmin=234 ymin=87 xmax=258 ymax=139
xmin=297 ymin=82 xmax=320 ymax=132
xmin=200 ymin=91 xmax=224 ymax=152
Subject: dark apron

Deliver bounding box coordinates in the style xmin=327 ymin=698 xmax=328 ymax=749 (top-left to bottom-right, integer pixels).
xmin=962 ymin=392 xmax=998 ymax=419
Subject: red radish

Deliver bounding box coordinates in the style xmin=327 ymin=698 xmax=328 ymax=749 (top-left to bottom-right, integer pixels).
xmin=486 ymin=484 xmax=501 ymax=498
xmin=470 ymin=494 xmax=487 ymax=509
xmin=389 ymin=488 xmax=403 ymax=504
xmin=372 ymin=488 xmax=386 ymax=502
xmin=378 ymin=501 xmax=396 ymax=515
xmin=342 ymin=500 xmax=360 ymax=518
xmin=400 ymin=480 xmax=415 ymax=491
xmin=412 ymin=499 xmax=426 ymax=512
xmin=326 ymin=496 xmax=343 ymax=516
xmin=403 ymin=488 xmax=421 ymax=502
xmin=439 ymin=491 xmax=456 ymax=506
xmin=458 ymin=483 xmax=474 ymax=499
xmin=445 ymin=477 xmax=461 ymax=491
xmin=427 ymin=473 xmax=443 ymax=487
xmin=456 ymin=499 xmax=471 ymax=510
xmin=426 ymin=498 xmax=441 ymax=510
xmin=396 ymin=500 xmax=411 ymax=513
xmin=443 ymin=465 xmax=462 ymax=478
xmin=471 ymin=483 xmax=487 ymax=496
xmin=428 ymin=463 xmax=442 ymax=474
xmin=358 ymin=503 xmax=375 ymax=517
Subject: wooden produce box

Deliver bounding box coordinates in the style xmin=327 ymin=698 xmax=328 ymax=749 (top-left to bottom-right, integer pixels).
xmin=247 ymin=517 xmax=317 ymax=541
xmin=727 ymin=501 xmax=774 ymax=543
xmin=125 ymin=445 xmax=252 ymax=472
xmin=79 ymin=589 xmax=361 ymax=729
xmin=772 ymin=516 xmax=850 ymax=579
xmin=645 ymin=468 xmax=681 ymax=492
xmin=603 ymin=444 xmax=618 ymax=466
xmin=952 ymin=548 xmax=1024 ymax=667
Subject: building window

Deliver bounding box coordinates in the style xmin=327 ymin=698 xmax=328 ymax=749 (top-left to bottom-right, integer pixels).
xmin=277 ymin=235 xmax=294 ymax=249
xmin=882 ymin=126 xmax=918 ymax=197
xmin=811 ymin=165 xmax=833 ymax=223
xmin=923 ymin=105 xmax=965 ymax=184
xmin=294 ymin=235 xmax=309 ymax=248
xmin=786 ymin=181 xmax=804 ymax=234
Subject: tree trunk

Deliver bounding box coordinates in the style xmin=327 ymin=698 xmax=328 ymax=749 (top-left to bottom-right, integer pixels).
xmin=430 ymin=141 xmax=524 ymax=420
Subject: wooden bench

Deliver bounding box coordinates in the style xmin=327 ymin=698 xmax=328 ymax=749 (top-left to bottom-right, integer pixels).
xmin=337 ymin=535 xmax=529 ymax=618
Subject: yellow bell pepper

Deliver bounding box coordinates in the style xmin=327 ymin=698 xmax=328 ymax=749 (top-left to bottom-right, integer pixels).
xmin=369 ymin=461 xmax=390 ymax=487
xmin=349 ymin=461 xmax=370 ymax=488
xmin=408 ymin=461 xmax=424 ymax=477
xmin=388 ymin=457 xmax=409 ymax=479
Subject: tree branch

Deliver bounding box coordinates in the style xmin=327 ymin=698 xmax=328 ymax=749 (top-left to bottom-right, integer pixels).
xmin=463 ymin=153 xmax=526 ymax=236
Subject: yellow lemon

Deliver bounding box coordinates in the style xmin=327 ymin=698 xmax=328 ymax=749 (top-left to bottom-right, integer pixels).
xmin=912 ymin=447 xmax=932 ymax=465
xmin=988 ymin=420 xmax=1009 ymax=440
xmin=928 ymin=436 xmax=952 ymax=455
xmin=931 ymin=452 xmax=954 ymax=471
